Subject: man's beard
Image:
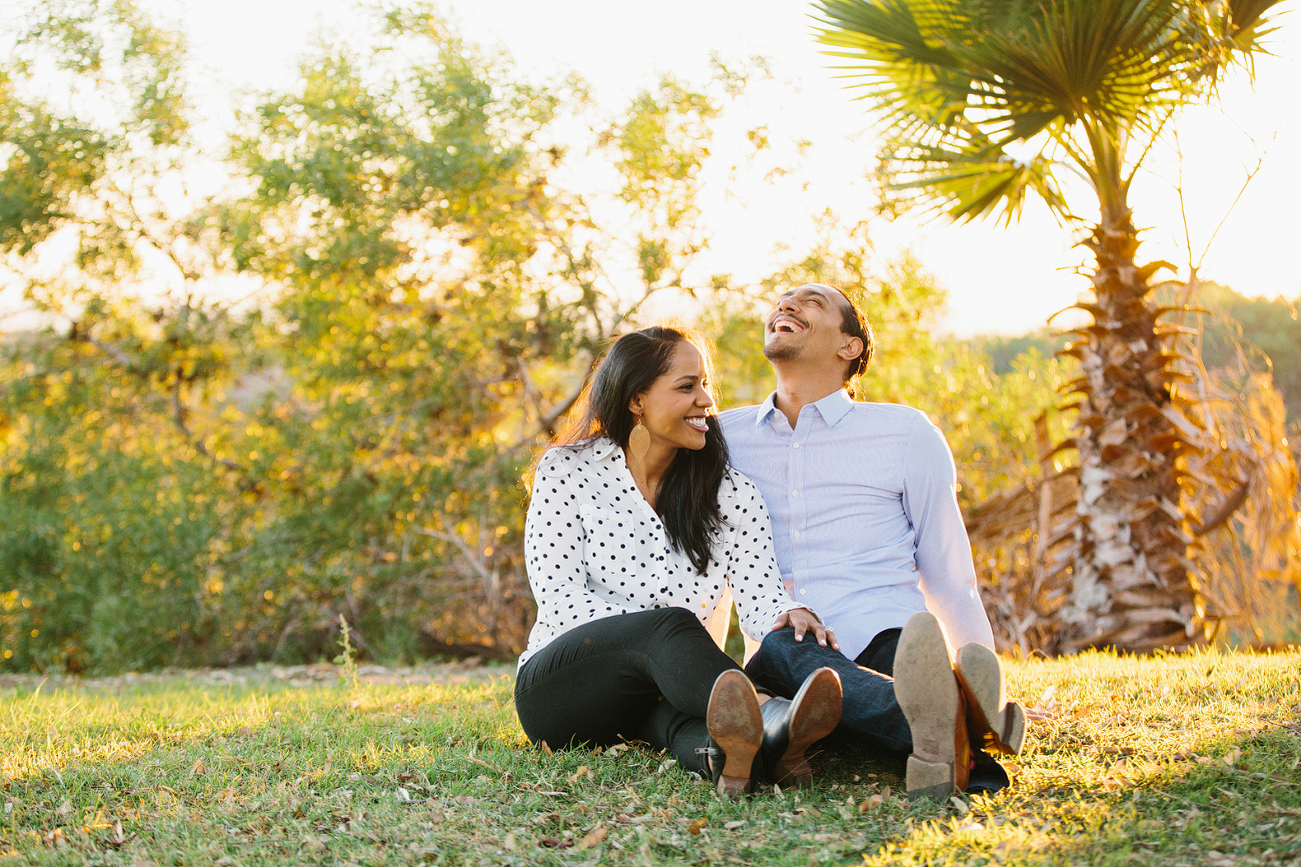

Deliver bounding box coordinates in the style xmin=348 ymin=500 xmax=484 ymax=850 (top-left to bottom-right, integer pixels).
xmin=763 ymin=339 xmax=801 ymax=362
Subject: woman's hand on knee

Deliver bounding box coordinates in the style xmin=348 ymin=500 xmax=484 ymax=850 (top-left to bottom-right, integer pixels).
xmin=772 ymin=608 xmax=839 ymax=651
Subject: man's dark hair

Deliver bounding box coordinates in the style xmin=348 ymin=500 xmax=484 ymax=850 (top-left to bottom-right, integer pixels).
xmin=835 ymin=288 xmax=874 ymax=384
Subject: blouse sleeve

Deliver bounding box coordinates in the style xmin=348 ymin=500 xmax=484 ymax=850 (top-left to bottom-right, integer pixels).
xmin=721 ymin=472 xmax=808 ymax=642
xmin=525 ymin=451 xmax=629 ymax=634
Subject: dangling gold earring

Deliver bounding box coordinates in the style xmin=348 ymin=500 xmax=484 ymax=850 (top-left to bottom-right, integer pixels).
xmin=628 ymin=413 xmax=651 ymax=463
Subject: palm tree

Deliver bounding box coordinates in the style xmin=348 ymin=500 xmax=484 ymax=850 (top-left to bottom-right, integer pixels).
xmin=813 ymin=0 xmax=1282 ymax=652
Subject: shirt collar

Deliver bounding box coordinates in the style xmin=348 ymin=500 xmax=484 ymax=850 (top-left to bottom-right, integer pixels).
xmin=755 ymin=388 xmax=854 ymax=428
xmin=590 ymin=435 xmax=621 ymax=462
xmin=815 ymin=389 xmax=855 ymax=427
xmin=754 ymin=391 xmax=780 ymax=428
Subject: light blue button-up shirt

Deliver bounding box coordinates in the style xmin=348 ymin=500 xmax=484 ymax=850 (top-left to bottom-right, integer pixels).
xmin=720 ymin=389 xmax=995 ymax=661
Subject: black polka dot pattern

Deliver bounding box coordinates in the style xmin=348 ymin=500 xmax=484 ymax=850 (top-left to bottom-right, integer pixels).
xmin=518 ymin=437 xmax=808 ymax=668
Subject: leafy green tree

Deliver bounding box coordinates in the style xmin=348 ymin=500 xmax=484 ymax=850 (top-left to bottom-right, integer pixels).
xmin=1192 ymin=283 xmax=1301 ymax=428
xmin=0 ymin=0 xmax=257 ymax=672
xmin=0 ymin=0 xmax=790 ymax=672
xmin=973 ymin=330 xmax=1067 ymax=377
xmin=814 ymin=0 xmax=1282 ymax=652
xmin=205 ymin=9 xmax=767 ymax=664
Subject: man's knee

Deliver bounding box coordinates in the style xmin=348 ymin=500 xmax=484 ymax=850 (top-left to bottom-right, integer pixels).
xmin=745 ymin=628 xmax=789 ymax=671
xmin=760 ymin=626 xmax=800 ymax=649
xmin=758 ymin=626 xmax=831 ymax=658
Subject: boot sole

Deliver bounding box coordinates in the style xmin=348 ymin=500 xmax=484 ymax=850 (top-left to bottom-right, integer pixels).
xmin=955 ymin=643 xmax=1025 ymax=755
xmin=894 ymin=612 xmax=963 ymax=801
xmin=772 ymin=667 xmax=842 ymax=788
xmin=707 ymin=670 xmax=762 ymax=797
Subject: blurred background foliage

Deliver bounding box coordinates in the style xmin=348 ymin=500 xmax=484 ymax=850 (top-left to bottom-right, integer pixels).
xmin=2 ymin=1 xmax=1296 ymax=673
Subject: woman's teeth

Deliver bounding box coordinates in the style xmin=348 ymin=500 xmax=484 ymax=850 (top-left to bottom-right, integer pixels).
xmin=686 ymin=417 xmax=709 ymax=431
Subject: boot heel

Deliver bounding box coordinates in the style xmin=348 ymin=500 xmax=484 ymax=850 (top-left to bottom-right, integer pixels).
xmin=770 ymin=757 xmax=813 ymax=789
xmin=895 ymin=612 xmax=969 ymax=801
xmin=706 ymin=670 xmax=763 ymax=798
xmin=906 ymin=755 xmax=956 ymax=802
xmin=759 ymin=667 xmax=842 ymax=790
xmin=716 ymin=773 xmax=752 ymax=797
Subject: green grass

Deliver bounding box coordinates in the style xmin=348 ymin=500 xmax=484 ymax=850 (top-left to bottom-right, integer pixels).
xmin=3 ymin=651 xmax=1300 ymax=866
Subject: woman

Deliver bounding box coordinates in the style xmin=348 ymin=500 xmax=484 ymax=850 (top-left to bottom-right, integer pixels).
xmin=514 ymin=325 xmax=842 ymax=796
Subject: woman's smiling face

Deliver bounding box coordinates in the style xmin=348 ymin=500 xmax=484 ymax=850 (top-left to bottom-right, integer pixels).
xmin=631 ymin=340 xmax=715 ymax=452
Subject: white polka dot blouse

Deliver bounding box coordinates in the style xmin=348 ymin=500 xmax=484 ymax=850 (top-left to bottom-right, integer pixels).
xmin=518 ymin=436 xmax=809 ymax=668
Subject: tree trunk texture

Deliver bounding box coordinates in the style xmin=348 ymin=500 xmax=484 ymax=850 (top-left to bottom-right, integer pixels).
xmin=1052 ymin=208 xmax=1205 ymax=653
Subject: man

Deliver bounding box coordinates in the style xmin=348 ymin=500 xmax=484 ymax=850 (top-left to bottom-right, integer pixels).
xmin=718 ymin=283 xmax=1025 ymax=800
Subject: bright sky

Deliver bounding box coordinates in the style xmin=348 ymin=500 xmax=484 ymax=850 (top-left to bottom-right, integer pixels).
xmin=153 ymin=0 xmax=1298 ymax=336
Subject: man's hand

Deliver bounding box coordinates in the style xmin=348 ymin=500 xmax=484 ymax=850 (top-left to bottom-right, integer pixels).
xmin=772 ymin=608 xmax=839 ymax=651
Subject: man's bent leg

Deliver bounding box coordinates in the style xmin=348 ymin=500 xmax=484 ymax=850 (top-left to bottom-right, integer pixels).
xmin=865 ymin=624 xmax=1013 ymax=796
xmin=745 ymin=627 xmax=911 ymax=755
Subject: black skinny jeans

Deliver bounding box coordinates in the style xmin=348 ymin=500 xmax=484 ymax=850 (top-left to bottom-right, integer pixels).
xmin=513 ymin=608 xmax=743 ymax=773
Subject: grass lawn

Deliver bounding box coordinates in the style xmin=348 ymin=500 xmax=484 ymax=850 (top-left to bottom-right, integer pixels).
xmin=3 ymin=650 xmax=1300 ymax=866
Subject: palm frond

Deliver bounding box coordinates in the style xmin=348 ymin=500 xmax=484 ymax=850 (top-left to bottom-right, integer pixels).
xmin=879 ymin=123 xmax=1070 ymax=226
xmin=814 ymin=0 xmax=1282 ymax=224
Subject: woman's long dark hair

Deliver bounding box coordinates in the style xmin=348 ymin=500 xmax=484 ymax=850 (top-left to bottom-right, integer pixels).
xmin=556 ymin=326 xmax=729 ymax=574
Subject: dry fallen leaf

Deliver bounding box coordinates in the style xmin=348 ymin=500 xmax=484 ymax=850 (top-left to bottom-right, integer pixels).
xmin=577 ymin=823 xmax=607 ymax=849
xmin=687 ymin=818 xmax=706 ymax=836
xmin=858 ymin=795 xmax=885 ymax=812
xmin=55 ymin=799 xmax=72 ymax=816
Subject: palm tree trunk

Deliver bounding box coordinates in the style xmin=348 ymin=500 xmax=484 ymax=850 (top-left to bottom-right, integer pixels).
xmin=1053 ymin=204 xmax=1204 ymax=652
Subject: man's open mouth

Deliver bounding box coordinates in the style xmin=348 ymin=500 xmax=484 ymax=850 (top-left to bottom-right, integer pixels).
xmin=771 ymin=316 xmax=805 ymax=333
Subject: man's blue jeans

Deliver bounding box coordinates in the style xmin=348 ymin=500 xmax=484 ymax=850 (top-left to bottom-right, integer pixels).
xmin=744 ymin=626 xmax=913 ymax=755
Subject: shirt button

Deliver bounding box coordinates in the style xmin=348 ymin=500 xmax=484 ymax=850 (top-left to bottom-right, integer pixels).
xmin=799 ymin=588 xmax=807 ymax=595
xmin=792 ymin=442 xmax=800 ymax=449
xmin=791 ymin=490 xmax=798 ymax=497
xmin=793 ymin=530 xmax=801 ymax=538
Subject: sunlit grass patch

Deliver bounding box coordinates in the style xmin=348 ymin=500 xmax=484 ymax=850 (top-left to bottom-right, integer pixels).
xmin=2 ymin=652 xmax=1299 ymax=865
